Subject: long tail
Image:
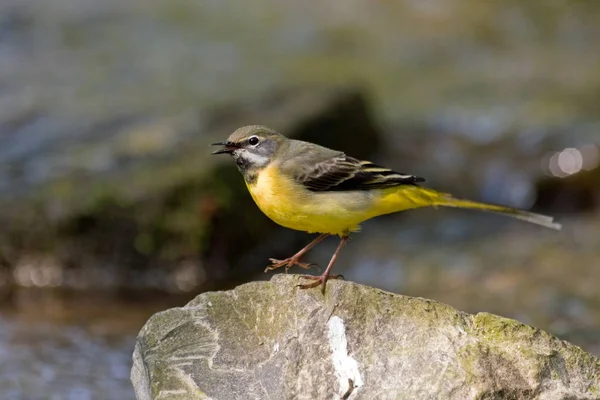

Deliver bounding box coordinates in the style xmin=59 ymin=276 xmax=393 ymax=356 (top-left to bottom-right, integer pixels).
xmin=400 ymin=186 xmax=561 ymax=230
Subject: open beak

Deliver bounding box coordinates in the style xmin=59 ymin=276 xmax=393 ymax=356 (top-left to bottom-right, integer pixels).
xmin=211 ymin=141 xmax=236 ymax=155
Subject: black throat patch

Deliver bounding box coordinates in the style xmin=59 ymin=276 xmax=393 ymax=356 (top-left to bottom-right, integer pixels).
xmin=243 ymin=170 xmax=258 ymax=184
xmin=233 ymin=151 xmax=268 ymax=185
xmin=235 ymin=158 xmax=259 ymax=184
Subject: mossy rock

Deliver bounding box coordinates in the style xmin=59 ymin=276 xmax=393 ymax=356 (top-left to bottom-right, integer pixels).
xmin=132 ymin=274 xmax=600 ymax=400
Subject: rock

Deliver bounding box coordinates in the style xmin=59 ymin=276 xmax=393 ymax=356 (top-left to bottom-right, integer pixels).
xmin=131 ymin=274 xmax=600 ymax=400
xmin=0 ymin=87 xmax=381 ymax=292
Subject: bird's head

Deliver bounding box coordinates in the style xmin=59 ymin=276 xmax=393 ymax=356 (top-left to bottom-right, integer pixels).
xmin=211 ymin=125 xmax=286 ymax=174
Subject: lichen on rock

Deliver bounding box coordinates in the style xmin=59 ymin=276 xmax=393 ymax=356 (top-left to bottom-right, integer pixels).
xmin=132 ymin=274 xmax=600 ymax=400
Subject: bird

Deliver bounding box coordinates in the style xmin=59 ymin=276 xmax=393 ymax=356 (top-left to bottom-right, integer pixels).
xmin=211 ymin=125 xmax=561 ymax=293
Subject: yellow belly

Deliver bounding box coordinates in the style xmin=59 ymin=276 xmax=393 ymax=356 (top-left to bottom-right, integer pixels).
xmin=245 ymin=164 xmax=433 ymax=235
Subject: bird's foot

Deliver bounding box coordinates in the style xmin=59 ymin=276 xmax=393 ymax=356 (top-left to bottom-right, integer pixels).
xmin=298 ymin=274 xmax=344 ymax=293
xmin=264 ymin=257 xmax=315 ymax=273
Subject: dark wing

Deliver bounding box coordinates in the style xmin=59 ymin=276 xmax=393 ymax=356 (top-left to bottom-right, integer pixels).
xmin=294 ymin=154 xmax=425 ymax=192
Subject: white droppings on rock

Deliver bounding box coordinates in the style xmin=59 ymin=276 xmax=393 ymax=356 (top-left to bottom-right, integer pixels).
xmin=273 ymin=342 xmax=279 ymax=354
xmin=327 ymin=316 xmax=363 ymax=398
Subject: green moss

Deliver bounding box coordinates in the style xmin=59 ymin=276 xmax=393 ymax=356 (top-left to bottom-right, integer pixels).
xmin=470 ymin=312 xmax=540 ymax=344
xmin=150 ymin=364 xmax=208 ymax=400
xmin=137 ymin=276 xmax=600 ymax=398
xmin=463 ymin=312 xmax=600 ymax=394
xmin=457 ymin=342 xmax=481 ymax=378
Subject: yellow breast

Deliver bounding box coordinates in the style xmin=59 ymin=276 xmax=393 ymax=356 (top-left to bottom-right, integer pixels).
xmin=245 ymin=164 xmax=370 ymax=235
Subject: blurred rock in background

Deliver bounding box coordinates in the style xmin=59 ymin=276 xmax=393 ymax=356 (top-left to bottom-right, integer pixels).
xmin=0 ymin=1 xmax=599 ymax=399
xmin=0 ymin=86 xmax=380 ymax=294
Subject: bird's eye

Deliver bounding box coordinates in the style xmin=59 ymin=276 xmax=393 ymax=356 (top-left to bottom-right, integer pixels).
xmin=248 ymin=136 xmax=260 ymax=146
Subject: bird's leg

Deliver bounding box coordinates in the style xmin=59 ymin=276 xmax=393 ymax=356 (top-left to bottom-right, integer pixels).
xmin=298 ymin=235 xmax=349 ymax=293
xmin=265 ymin=233 xmax=329 ymax=273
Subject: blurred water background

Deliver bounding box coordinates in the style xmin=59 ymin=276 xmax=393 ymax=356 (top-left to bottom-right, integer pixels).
xmin=0 ymin=1 xmax=599 ymax=399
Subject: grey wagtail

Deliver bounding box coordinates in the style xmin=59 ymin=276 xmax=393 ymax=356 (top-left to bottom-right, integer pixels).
xmin=212 ymin=125 xmax=561 ymax=292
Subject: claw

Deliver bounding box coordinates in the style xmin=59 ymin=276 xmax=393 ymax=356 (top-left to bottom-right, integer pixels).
xmin=295 ymin=235 xmax=349 ymax=293
xmin=286 ymin=261 xmax=313 ymax=273
xmin=263 ymin=234 xmax=329 ymax=275
xmin=298 ymin=274 xmax=344 ymax=293
xmin=264 ymin=257 xmax=314 ymax=273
